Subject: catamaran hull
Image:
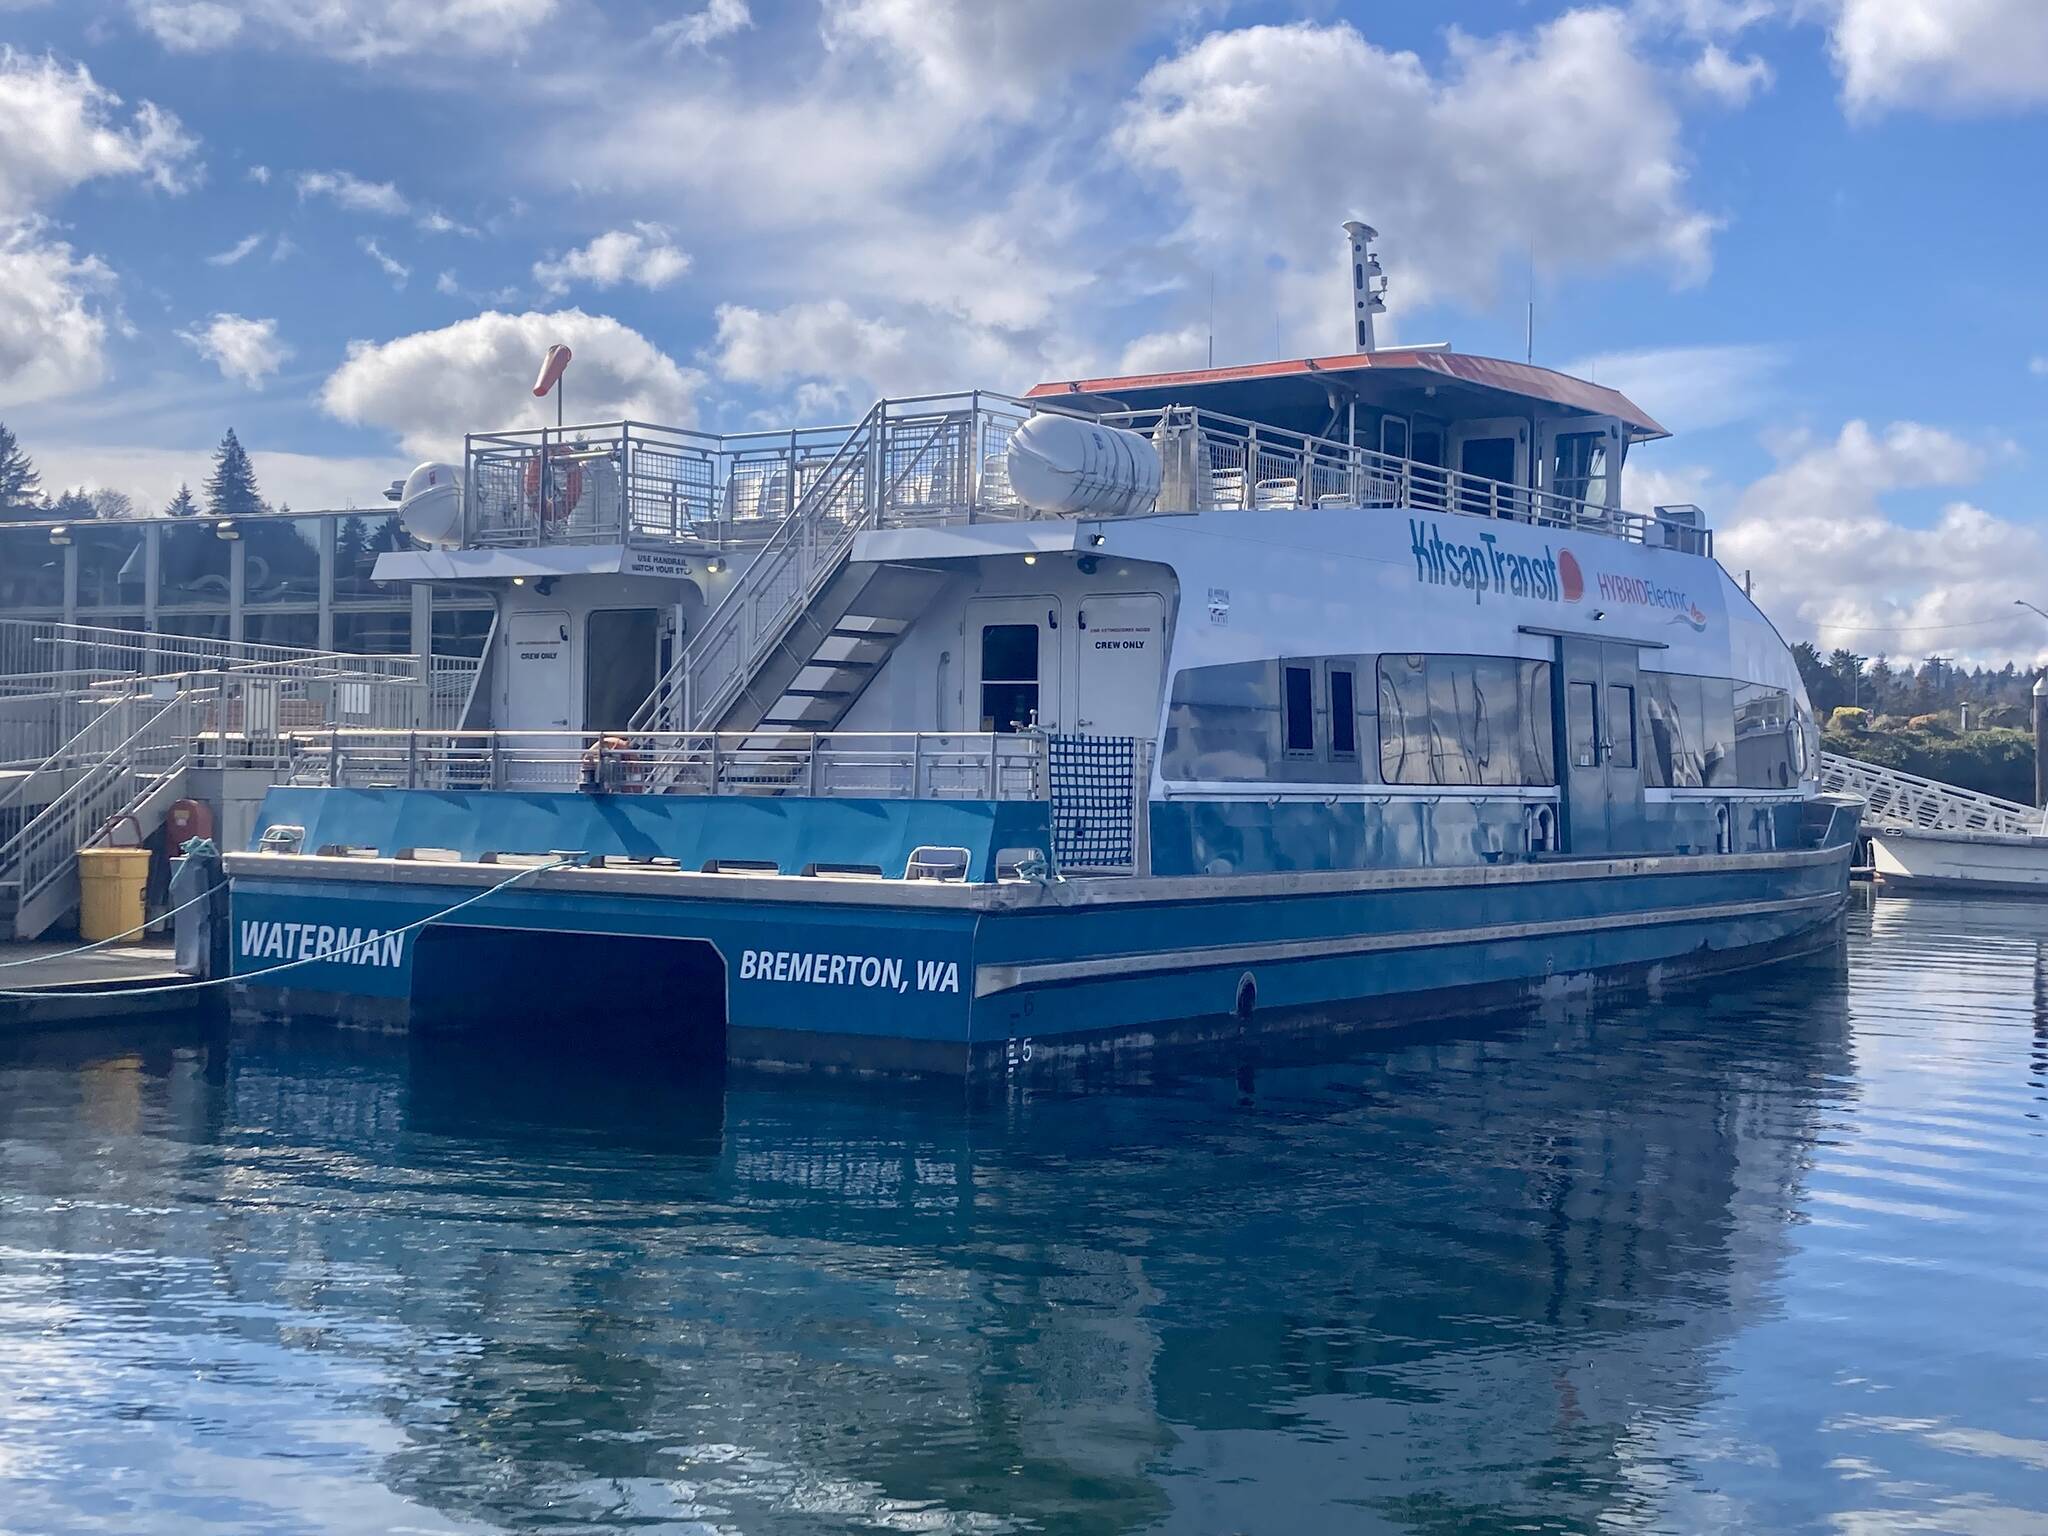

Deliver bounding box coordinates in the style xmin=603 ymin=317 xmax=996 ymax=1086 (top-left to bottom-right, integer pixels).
xmin=227 ymin=839 xmax=1855 ymax=1081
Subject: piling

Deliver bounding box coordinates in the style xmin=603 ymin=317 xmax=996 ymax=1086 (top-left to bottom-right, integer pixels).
xmin=2036 ymin=674 xmax=2048 ymax=809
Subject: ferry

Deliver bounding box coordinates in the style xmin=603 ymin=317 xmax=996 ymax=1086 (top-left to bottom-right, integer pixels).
xmin=227 ymin=225 xmax=1861 ymax=1076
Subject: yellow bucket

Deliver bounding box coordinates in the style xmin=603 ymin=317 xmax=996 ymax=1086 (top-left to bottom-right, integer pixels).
xmin=78 ymin=846 xmax=152 ymax=943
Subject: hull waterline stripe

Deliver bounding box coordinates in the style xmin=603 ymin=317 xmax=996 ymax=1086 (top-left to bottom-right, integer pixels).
xmin=972 ymin=891 xmax=1845 ymax=998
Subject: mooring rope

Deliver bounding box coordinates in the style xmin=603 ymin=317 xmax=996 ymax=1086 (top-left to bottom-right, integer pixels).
xmin=0 ymin=857 xmax=576 ymax=1001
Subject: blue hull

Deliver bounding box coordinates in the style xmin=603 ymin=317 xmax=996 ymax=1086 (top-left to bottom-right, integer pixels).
xmin=226 ymin=795 xmax=1857 ymax=1079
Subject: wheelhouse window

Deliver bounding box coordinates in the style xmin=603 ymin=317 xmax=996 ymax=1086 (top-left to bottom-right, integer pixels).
xmin=1549 ymin=431 xmax=1611 ymax=509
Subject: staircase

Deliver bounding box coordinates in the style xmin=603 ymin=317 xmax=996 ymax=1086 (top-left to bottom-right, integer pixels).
xmin=1818 ymin=752 xmax=2047 ymax=837
xmin=0 ymin=688 xmax=195 ymax=940
xmin=631 ymin=398 xmax=996 ymax=737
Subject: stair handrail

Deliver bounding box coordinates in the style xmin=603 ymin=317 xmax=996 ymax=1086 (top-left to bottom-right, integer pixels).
xmin=634 ymin=398 xmax=889 ymax=735
xmin=0 ymin=678 xmax=161 ymax=820
xmin=0 ymin=690 xmax=194 ymax=914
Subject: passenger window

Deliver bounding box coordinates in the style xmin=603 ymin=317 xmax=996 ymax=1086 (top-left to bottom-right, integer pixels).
xmin=1329 ymin=668 xmax=1357 ymax=758
xmin=1568 ymin=682 xmax=1598 ymax=769
xmin=1282 ymin=664 xmax=1315 ymax=754
xmin=1607 ymin=685 xmax=1636 ymax=768
xmin=1379 ymin=655 xmax=1430 ymax=783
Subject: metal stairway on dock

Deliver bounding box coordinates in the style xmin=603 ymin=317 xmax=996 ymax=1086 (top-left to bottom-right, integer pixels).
xmin=1818 ymin=752 xmax=2047 ymax=837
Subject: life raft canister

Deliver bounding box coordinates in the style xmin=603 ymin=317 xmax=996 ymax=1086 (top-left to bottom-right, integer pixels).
xmin=523 ymin=454 xmax=584 ymax=523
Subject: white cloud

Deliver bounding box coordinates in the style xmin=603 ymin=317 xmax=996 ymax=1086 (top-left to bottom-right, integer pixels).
xmin=1117 ymin=324 xmax=1210 ymax=376
xmin=205 ymin=231 xmax=264 ymax=266
xmin=1114 ymin=13 xmax=1718 ymax=326
xmin=822 ymin=0 xmax=1202 ymax=115
xmin=416 ymin=209 xmax=478 ymax=237
xmin=321 ymin=309 xmax=704 ymax=458
xmin=533 ymin=224 xmax=691 ymax=295
xmin=435 ymin=268 xmax=459 ymax=296
xmin=712 ymin=297 xmax=1057 ymax=402
xmin=131 ymin=0 xmax=561 ymax=61
xmin=0 ymin=222 xmax=114 ymax=407
xmin=1715 ymin=421 xmax=2046 ymax=663
xmin=178 ymin=312 xmax=292 ymax=388
xmin=1826 ymin=0 xmax=2048 ymax=115
xmin=0 ymin=47 xmax=200 ymax=218
xmin=652 ymin=0 xmax=751 ymax=53
xmin=1563 ymin=343 xmax=1785 ymax=434
xmin=1689 ymin=42 xmax=1773 ymax=104
xmin=246 ymin=163 xmax=269 ymax=184
xmin=1633 ymin=0 xmax=1773 ymax=37
xmin=360 ymin=237 xmax=409 ymax=287
xmin=296 ymin=168 xmax=408 ymax=216
xmin=134 ymin=0 xmax=242 ymax=51
xmin=2028 ymin=355 xmax=2048 ymax=377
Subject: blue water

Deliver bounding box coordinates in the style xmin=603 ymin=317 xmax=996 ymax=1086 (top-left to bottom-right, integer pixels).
xmin=1 ymin=890 xmax=2044 ymax=1535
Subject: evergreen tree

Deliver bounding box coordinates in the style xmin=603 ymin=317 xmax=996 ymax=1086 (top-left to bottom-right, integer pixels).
xmin=204 ymin=429 xmax=263 ymax=517
xmin=335 ymin=513 xmax=368 ymax=577
xmin=164 ymin=483 xmax=199 ymax=518
xmin=51 ymin=487 xmax=94 ymax=520
xmin=0 ymin=421 xmax=41 ymax=521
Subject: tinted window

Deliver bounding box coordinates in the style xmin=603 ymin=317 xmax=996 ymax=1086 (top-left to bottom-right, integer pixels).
xmin=1378 ymin=655 xmax=1431 ymax=784
xmin=1697 ymin=678 xmax=1736 ymax=787
xmin=1282 ymin=664 xmax=1315 ymax=754
xmin=1568 ymin=683 xmax=1598 ymax=770
xmin=1607 ymin=684 xmax=1636 ymax=768
xmin=1330 ymin=668 xmax=1357 ymax=757
xmin=980 ymin=623 xmax=1040 ymax=734
xmin=1161 ymin=660 xmax=1277 ymax=780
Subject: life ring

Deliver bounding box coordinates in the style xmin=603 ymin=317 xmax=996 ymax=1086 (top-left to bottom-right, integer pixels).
xmin=523 ymin=454 xmax=584 ymax=523
xmin=580 ymin=734 xmax=642 ymax=793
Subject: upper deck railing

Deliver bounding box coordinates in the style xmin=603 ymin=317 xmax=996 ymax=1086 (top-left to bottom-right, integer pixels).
xmin=464 ymin=393 xmax=1710 ymax=554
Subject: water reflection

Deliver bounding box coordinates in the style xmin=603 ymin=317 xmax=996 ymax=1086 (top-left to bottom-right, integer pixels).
xmin=1 ymin=896 xmax=2045 ymax=1534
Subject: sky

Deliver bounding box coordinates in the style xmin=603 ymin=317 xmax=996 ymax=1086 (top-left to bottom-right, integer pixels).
xmin=2 ymin=0 xmax=2047 ymax=664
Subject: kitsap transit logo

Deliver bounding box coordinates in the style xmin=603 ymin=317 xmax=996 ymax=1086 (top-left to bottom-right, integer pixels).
xmin=1407 ymin=517 xmax=1709 ymax=630
xmin=1408 ymin=518 xmax=1562 ymax=605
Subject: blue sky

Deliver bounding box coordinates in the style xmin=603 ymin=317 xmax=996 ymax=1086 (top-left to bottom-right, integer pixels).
xmin=3 ymin=0 xmax=2047 ymax=660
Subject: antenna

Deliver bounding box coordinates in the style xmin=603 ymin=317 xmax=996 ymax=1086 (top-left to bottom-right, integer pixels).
xmin=1343 ymin=220 xmax=1387 ymax=353
xmin=1207 ymin=273 xmax=1215 ymax=369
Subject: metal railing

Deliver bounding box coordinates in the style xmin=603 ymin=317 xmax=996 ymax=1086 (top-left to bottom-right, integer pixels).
xmin=0 ymin=689 xmax=194 ymax=925
xmin=1819 ymin=752 xmax=2047 ymax=838
xmin=285 ymin=728 xmax=1052 ymax=800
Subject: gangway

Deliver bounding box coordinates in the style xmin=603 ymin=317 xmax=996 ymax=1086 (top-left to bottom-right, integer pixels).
xmin=1817 ymin=752 xmax=2047 ymax=837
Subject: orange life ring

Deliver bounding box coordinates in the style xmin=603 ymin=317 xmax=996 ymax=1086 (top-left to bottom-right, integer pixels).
xmin=523 ymin=454 xmax=584 ymax=523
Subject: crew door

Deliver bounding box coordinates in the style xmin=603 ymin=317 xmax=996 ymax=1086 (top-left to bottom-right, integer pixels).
xmin=502 ymin=609 xmax=574 ymax=730
xmin=1072 ymin=593 xmax=1165 ymax=737
xmin=966 ymin=598 xmax=1061 ymax=732
xmin=1558 ymin=638 xmax=1644 ymax=856
xmin=1447 ymin=417 xmax=1530 ymax=519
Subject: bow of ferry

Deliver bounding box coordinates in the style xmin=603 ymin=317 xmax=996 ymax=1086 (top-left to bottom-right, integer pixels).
xmin=225 ymin=259 xmax=1859 ymax=1077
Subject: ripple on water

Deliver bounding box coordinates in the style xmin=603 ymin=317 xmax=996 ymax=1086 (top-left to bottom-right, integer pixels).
xmin=0 ymin=891 xmax=2043 ymax=1534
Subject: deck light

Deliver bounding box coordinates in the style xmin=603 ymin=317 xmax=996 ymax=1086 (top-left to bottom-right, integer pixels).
xmin=214 ymin=520 xmax=239 ymax=540
xmin=512 ymin=576 xmax=526 ymax=585
xmin=706 ymin=558 xmax=725 ymax=574
xmin=1088 ymin=533 xmax=1106 ymax=547
xmin=47 ymin=525 xmax=70 ymax=546
xmin=1023 ymin=553 xmax=1038 ymax=565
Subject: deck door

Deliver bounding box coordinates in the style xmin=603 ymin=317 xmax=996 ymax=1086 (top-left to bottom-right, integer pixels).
xmin=966 ymin=598 xmax=1061 ymax=733
xmin=1072 ymin=593 xmax=1165 ymax=738
xmin=1558 ymin=638 xmax=1644 ymax=856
